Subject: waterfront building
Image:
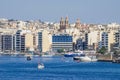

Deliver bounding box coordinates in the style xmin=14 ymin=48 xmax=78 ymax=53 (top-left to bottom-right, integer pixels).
xmin=99 ymin=31 xmax=115 ymax=52
xmin=108 ymin=31 xmax=116 ymax=52
xmin=101 ymin=32 xmax=108 ymax=49
xmin=84 ymin=33 xmax=88 ymax=49
xmin=114 ymin=30 xmax=120 ymax=48
xmin=25 ymin=33 xmax=34 ymax=51
xmin=15 ymin=30 xmax=34 ymax=52
xmin=33 ymin=33 xmax=38 ymax=51
xmin=38 ymin=30 xmax=50 ymax=52
xmin=52 ymin=34 xmax=73 ymax=52
xmin=15 ymin=30 xmax=24 ymax=52
xmin=87 ymin=31 xmax=99 ymax=50
xmin=75 ymin=38 xmax=86 ymax=50
xmin=1 ymin=34 xmax=14 ymax=52
xmin=20 ymin=34 xmax=25 ymax=52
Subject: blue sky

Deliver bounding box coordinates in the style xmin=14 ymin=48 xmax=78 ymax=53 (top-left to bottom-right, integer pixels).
xmin=0 ymin=0 xmax=119 ymax=24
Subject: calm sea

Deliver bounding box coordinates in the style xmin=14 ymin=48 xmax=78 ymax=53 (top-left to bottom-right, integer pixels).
xmin=0 ymin=56 xmax=120 ymax=80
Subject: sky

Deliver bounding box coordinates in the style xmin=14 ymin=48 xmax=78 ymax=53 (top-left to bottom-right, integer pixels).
xmin=0 ymin=0 xmax=120 ymax=24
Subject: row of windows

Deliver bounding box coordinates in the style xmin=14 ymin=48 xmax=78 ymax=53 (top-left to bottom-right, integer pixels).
xmin=52 ymin=42 xmax=72 ymax=43
xmin=52 ymin=39 xmax=72 ymax=42
xmin=52 ymin=45 xmax=72 ymax=47
xmin=52 ymin=44 xmax=72 ymax=46
xmin=52 ymin=36 xmax=72 ymax=42
xmin=52 ymin=47 xmax=72 ymax=49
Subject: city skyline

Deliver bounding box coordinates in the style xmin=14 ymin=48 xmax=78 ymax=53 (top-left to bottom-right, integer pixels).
xmin=0 ymin=0 xmax=120 ymax=24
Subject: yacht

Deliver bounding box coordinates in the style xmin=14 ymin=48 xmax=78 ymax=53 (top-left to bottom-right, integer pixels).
xmin=74 ymin=56 xmax=91 ymax=62
xmin=73 ymin=54 xmax=97 ymax=62
xmin=90 ymin=56 xmax=98 ymax=62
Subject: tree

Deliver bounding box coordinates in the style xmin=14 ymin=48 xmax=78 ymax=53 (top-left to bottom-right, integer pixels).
xmin=98 ymin=46 xmax=107 ymax=55
xmin=57 ymin=49 xmax=64 ymax=53
xmin=113 ymin=50 xmax=120 ymax=58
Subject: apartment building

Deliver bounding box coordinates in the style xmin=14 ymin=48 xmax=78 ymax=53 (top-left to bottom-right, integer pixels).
xmin=38 ymin=30 xmax=50 ymax=52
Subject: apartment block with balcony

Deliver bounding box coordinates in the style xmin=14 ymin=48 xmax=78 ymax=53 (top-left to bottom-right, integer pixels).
xmin=1 ymin=34 xmax=14 ymax=52
xmin=38 ymin=30 xmax=50 ymax=53
xmin=114 ymin=30 xmax=120 ymax=48
xmin=99 ymin=31 xmax=115 ymax=52
xmin=15 ymin=30 xmax=34 ymax=52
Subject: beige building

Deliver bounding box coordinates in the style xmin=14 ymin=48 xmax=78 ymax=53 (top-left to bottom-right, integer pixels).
xmin=15 ymin=30 xmax=34 ymax=52
xmin=38 ymin=30 xmax=51 ymax=52
xmin=25 ymin=33 xmax=34 ymax=51
xmin=108 ymin=31 xmax=116 ymax=52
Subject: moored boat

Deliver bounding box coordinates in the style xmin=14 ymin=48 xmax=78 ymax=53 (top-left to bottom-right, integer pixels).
xmin=64 ymin=52 xmax=84 ymax=57
xmin=73 ymin=55 xmax=97 ymax=62
xmin=74 ymin=56 xmax=91 ymax=62
xmin=64 ymin=53 xmax=77 ymax=57
xmin=90 ymin=56 xmax=98 ymax=62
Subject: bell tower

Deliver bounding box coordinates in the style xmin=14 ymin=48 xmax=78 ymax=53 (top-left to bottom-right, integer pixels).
xmin=59 ymin=16 xmax=69 ymax=30
xmin=60 ymin=17 xmax=65 ymax=30
xmin=65 ymin=16 xmax=69 ymax=29
xmin=75 ymin=19 xmax=81 ymax=29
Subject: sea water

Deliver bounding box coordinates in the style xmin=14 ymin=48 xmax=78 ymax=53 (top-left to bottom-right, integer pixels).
xmin=0 ymin=56 xmax=120 ymax=80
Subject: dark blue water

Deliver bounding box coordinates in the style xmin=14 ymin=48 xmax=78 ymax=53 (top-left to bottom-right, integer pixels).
xmin=0 ymin=56 xmax=120 ymax=80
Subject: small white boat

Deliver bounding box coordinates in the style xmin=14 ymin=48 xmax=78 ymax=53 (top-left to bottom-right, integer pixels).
xmin=38 ymin=63 xmax=44 ymax=69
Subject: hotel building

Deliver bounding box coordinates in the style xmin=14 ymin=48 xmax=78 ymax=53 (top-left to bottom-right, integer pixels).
xmin=52 ymin=34 xmax=73 ymax=52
